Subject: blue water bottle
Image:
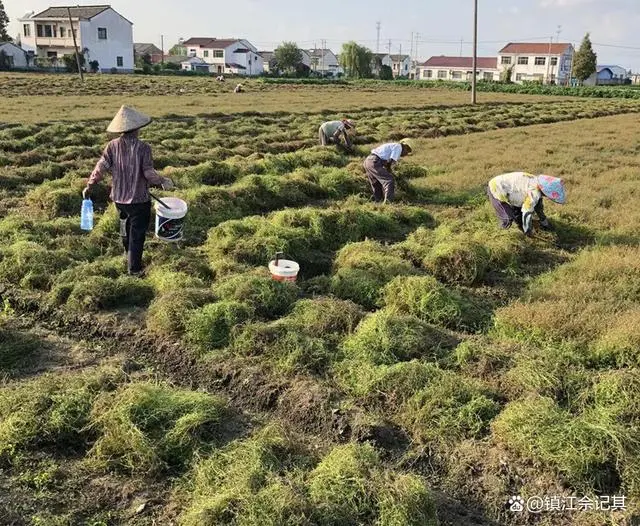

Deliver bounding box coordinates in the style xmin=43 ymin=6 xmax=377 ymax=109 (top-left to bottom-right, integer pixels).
xmin=81 ymin=198 xmax=94 ymax=231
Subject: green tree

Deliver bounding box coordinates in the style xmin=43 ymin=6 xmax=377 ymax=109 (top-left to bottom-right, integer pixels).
xmin=379 ymin=64 xmax=393 ymax=80
xmin=339 ymin=41 xmax=373 ymax=79
xmin=0 ymin=0 xmax=11 ymax=42
xmin=573 ymin=33 xmax=597 ymax=82
xmin=169 ymin=43 xmax=186 ymax=56
xmin=500 ymin=65 xmax=514 ymax=83
xmin=274 ymin=41 xmax=303 ymax=73
xmin=63 ymin=51 xmax=86 ymax=72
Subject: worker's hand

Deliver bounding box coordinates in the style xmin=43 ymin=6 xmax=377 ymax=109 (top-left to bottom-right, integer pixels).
xmin=161 ymin=177 xmax=175 ymax=191
xmin=82 ymin=186 xmax=91 ymax=199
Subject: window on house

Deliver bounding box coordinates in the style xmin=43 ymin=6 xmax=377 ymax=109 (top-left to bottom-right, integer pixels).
xmin=117 ymin=56 xmax=123 ymax=67
xmin=204 ymin=50 xmax=209 ymax=57
xmin=213 ymin=50 xmax=223 ymax=58
xmin=550 ymin=57 xmax=558 ymax=66
xmin=501 ymin=56 xmax=511 ymax=65
xmin=23 ymin=24 xmax=31 ymax=37
xmin=424 ymin=69 xmax=432 ymax=78
xmin=535 ymin=57 xmax=546 ymax=66
xmin=38 ymin=25 xmax=53 ymax=37
xmin=393 ymin=63 xmax=398 ymax=70
xmin=517 ymin=57 xmax=529 ymax=65
xmin=60 ymin=27 xmax=66 ymax=38
xmin=47 ymin=51 xmax=57 ymax=58
xmin=98 ymin=27 xmax=107 ymax=40
xmin=437 ymin=70 xmax=447 ymax=79
xmin=52 ymin=26 xmax=57 ymax=37
xmin=452 ymin=71 xmax=462 ymax=79
xmin=515 ymin=73 xmax=524 ymax=81
xmin=483 ymin=72 xmax=493 ymax=81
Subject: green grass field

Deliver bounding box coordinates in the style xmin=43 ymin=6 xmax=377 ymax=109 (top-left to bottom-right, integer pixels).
xmin=1 ymin=72 xmax=640 ymax=525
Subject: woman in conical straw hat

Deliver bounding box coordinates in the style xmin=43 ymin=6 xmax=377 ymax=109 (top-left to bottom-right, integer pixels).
xmin=84 ymin=106 xmax=174 ymax=276
xmin=487 ymin=172 xmax=566 ymax=236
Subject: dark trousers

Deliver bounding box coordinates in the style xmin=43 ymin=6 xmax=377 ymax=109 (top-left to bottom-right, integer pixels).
xmin=116 ymin=201 xmax=151 ymax=274
xmin=364 ymin=154 xmax=395 ymax=203
xmin=487 ymin=187 xmax=547 ymax=230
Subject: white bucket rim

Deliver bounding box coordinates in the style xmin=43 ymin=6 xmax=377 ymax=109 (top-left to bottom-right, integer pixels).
xmin=269 ymin=259 xmax=300 ymax=277
xmin=155 ymin=197 xmax=188 ymax=218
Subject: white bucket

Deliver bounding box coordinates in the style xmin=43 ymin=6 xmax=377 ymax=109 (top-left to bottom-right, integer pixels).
xmin=154 ymin=197 xmax=188 ymax=242
xmin=268 ymin=258 xmax=300 ymax=282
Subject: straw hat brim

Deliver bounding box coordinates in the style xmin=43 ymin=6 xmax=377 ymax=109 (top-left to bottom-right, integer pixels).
xmin=107 ymin=105 xmax=152 ymax=133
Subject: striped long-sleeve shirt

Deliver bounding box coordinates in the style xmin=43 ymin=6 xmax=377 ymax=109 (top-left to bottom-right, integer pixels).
xmin=88 ymin=134 xmax=163 ymax=204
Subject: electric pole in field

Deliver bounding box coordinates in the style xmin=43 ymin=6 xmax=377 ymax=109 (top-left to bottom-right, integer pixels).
xmin=556 ymin=25 xmax=562 ymax=42
xmin=460 ymin=37 xmax=464 ymax=57
xmin=471 ymin=0 xmax=478 ymax=104
xmin=321 ymin=39 xmax=326 ymax=74
xmin=388 ymin=39 xmax=392 ymax=55
xmin=410 ymin=32 xmax=414 ymax=64
xmin=161 ymin=34 xmax=164 ymax=66
xmin=376 ymin=21 xmax=381 ymax=53
xmin=67 ymin=7 xmax=84 ymax=81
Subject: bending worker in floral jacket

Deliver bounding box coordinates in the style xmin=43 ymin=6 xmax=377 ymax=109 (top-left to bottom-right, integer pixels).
xmin=487 ymin=172 xmax=566 ymax=236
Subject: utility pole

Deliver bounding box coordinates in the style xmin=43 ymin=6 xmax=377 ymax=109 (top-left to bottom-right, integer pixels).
xmin=67 ymin=7 xmax=84 ymax=81
xmin=321 ymin=39 xmax=325 ymax=74
xmin=556 ymin=25 xmax=562 ymax=43
xmin=546 ymin=36 xmax=552 ymax=84
xmin=376 ymin=21 xmax=381 ymax=53
xmin=161 ymin=34 xmax=164 ymax=66
xmin=471 ymin=0 xmax=478 ymax=104
xmin=387 ymin=39 xmax=392 ymax=55
xmin=415 ymin=32 xmax=420 ymax=69
xmin=460 ymin=37 xmax=464 ymax=57
xmin=410 ymin=32 xmax=414 ymax=65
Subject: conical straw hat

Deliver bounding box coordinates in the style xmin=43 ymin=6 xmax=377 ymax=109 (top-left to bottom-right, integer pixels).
xmin=106 ymin=105 xmax=152 ymax=133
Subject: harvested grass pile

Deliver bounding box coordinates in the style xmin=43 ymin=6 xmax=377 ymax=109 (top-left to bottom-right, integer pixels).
xmin=52 ymin=276 xmax=155 ymax=313
xmin=0 ymin=368 xmax=122 ymax=461
xmin=229 ymin=297 xmax=362 ymax=374
xmin=180 ymin=426 xmax=437 ymax=526
xmin=308 ymin=443 xmax=436 ymax=526
xmin=400 ymin=212 xmax=525 ymax=285
xmin=401 ymin=369 xmax=501 ymax=445
xmin=213 ymin=272 xmax=298 ymax=318
xmin=89 ymin=382 xmax=227 ymax=475
xmin=0 ymin=240 xmax=72 ymax=291
xmin=382 ymin=275 xmax=489 ymax=332
xmin=180 ymin=425 xmax=313 ymax=526
xmin=206 ymin=201 xmax=432 ymax=278
xmin=330 ymin=240 xmax=418 ymax=310
xmin=342 ymin=309 xmax=457 ymax=366
xmin=146 ymin=288 xmax=215 ymax=336
xmin=186 ymin=301 xmax=254 ymax=351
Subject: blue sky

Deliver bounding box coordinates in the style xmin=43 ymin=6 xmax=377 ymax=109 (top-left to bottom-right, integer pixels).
xmin=7 ymin=0 xmax=640 ymax=69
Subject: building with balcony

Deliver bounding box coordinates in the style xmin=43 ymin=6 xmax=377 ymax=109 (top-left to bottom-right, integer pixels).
xmin=19 ymin=5 xmax=134 ymax=72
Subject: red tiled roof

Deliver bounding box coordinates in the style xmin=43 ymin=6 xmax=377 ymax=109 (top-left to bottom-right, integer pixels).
xmin=423 ymin=56 xmax=497 ymax=69
xmin=499 ymin=43 xmax=572 ymax=55
xmin=183 ymin=37 xmax=241 ymax=49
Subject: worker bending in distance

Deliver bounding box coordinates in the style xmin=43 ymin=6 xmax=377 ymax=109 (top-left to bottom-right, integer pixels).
xmin=319 ymin=119 xmax=355 ymax=150
xmin=84 ymin=106 xmax=174 ymax=276
xmin=487 ymin=172 xmax=566 ymax=236
xmin=363 ymin=139 xmax=413 ymax=203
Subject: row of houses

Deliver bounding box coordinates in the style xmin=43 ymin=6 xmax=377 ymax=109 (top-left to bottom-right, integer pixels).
xmin=417 ymin=43 xmax=632 ymax=86
xmin=2 ymin=4 xmax=634 ymax=82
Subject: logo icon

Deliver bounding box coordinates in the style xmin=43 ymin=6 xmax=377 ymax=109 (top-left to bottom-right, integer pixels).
xmin=509 ymin=496 xmax=525 ymax=512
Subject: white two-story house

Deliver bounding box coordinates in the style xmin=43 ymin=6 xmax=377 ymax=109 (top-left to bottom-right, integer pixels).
xmin=19 ymin=5 xmax=133 ymax=72
xmin=418 ymin=56 xmax=499 ymax=82
xmin=390 ymin=54 xmax=411 ymax=78
xmin=307 ymin=48 xmax=342 ymax=77
xmin=182 ymin=38 xmax=263 ymax=76
xmin=498 ymin=42 xmax=574 ymax=84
